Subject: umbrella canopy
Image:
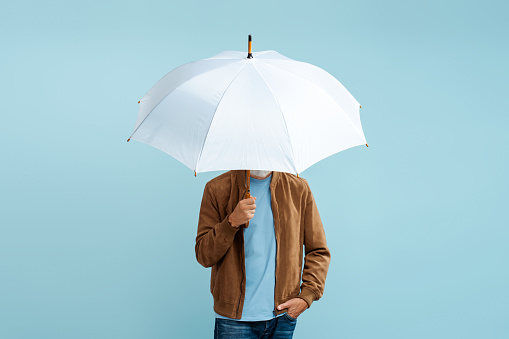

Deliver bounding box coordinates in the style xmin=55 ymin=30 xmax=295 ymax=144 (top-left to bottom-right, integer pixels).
xmin=128 ymin=38 xmax=367 ymax=176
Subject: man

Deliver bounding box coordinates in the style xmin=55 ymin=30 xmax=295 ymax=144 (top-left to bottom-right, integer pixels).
xmin=196 ymin=169 xmax=331 ymax=339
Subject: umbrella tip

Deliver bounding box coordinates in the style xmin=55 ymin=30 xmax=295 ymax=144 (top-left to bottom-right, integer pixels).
xmin=127 ymin=138 xmax=130 ymax=142
xmin=247 ymin=34 xmax=253 ymax=59
xmin=360 ymin=105 xmax=362 ymax=108
xmin=138 ymin=101 xmax=140 ymax=104
xmin=366 ymin=143 xmax=369 ymax=147
xmin=297 ymin=173 xmax=299 ymax=178
xmin=195 ymin=171 xmax=197 ymax=177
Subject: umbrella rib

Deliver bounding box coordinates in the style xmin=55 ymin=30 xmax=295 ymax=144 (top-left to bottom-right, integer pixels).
xmin=252 ymin=63 xmax=298 ymax=174
xmin=130 ymin=59 xmax=245 ymax=140
xmin=194 ymin=60 xmax=249 ymax=173
xmin=258 ymin=60 xmax=366 ymax=141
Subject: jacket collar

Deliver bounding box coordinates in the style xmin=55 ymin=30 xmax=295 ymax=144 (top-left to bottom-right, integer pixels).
xmin=235 ymin=170 xmax=281 ymax=190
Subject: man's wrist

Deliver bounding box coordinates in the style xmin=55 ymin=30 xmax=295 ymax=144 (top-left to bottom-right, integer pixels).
xmin=227 ymin=215 xmax=238 ymax=228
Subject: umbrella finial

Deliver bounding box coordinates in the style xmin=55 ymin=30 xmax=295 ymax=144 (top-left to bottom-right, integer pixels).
xmin=195 ymin=171 xmax=197 ymax=177
xmin=127 ymin=138 xmax=130 ymax=142
xmin=247 ymin=35 xmax=253 ymax=59
xmin=366 ymin=143 xmax=369 ymax=147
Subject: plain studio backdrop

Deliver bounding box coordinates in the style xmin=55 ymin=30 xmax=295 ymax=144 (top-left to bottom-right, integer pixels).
xmin=1 ymin=0 xmax=507 ymax=338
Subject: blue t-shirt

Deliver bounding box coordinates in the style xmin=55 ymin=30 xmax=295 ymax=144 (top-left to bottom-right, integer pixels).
xmin=215 ymin=173 xmax=285 ymax=321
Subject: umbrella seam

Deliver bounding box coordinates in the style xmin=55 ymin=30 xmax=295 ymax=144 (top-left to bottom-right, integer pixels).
xmin=252 ymin=63 xmax=298 ymax=175
xmin=258 ymin=60 xmax=366 ymax=142
xmin=130 ymin=59 xmax=245 ymax=140
xmin=195 ymin=61 xmax=249 ymax=173
xmin=265 ymin=59 xmax=361 ymax=106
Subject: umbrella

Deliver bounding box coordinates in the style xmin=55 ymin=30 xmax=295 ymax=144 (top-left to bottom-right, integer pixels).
xmin=128 ymin=35 xmax=368 ymax=224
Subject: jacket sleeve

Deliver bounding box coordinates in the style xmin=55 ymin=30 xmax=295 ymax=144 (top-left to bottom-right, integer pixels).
xmin=195 ymin=182 xmax=240 ymax=268
xmin=296 ymin=179 xmax=331 ymax=308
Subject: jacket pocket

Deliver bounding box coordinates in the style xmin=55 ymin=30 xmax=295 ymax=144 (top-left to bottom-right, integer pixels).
xmin=211 ymin=253 xmax=241 ymax=303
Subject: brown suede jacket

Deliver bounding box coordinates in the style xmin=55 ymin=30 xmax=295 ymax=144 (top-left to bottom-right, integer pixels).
xmin=195 ymin=170 xmax=331 ymax=319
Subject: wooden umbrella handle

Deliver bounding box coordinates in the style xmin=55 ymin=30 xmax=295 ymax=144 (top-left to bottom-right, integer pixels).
xmin=244 ymin=170 xmax=251 ymax=227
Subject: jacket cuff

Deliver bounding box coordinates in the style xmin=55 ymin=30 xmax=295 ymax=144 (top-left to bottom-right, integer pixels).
xmin=218 ymin=213 xmax=239 ymax=240
xmin=296 ymin=286 xmax=316 ymax=308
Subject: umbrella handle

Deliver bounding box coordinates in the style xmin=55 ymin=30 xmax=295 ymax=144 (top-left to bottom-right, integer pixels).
xmin=244 ymin=170 xmax=251 ymax=227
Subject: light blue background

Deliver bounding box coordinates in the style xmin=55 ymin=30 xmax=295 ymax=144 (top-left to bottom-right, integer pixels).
xmin=1 ymin=1 xmax=507 ymax=338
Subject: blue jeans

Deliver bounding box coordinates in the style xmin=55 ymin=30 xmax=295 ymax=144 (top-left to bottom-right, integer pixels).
xmin=214 ymin=313 xmax=298 ymax=339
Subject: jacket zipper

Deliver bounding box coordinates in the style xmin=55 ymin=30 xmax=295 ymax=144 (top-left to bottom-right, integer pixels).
xmin=272 ymin=185 xmax=278 ymax=317
xmin=274 ymin=231 xmax=278 ymax=316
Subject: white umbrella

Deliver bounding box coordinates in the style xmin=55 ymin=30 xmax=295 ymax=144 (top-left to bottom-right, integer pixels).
xmin=128 ymin=35 xmax=368 ymax=177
